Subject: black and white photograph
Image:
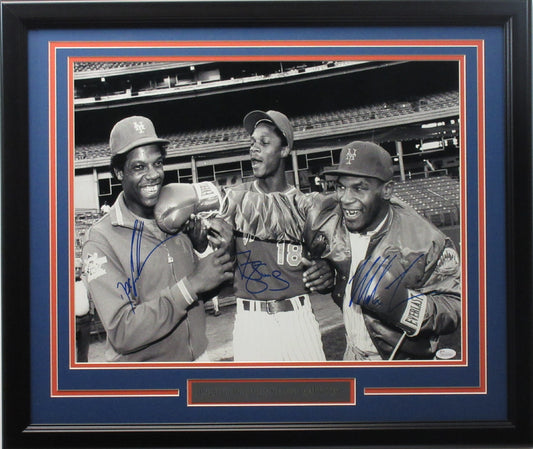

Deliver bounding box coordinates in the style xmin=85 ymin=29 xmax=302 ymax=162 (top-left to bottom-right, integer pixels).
xmin=3 ymin=0 xmax=532 ymax=444
xmin=73 ymin=59 xmax=462 ymax=363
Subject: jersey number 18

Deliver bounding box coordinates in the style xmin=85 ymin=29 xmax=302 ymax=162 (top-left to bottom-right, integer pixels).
xmin=276 ymin=242 xmax=302 ymax=267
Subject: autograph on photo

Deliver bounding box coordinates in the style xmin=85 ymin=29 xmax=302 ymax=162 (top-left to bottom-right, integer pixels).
xmin=116 ymin=220 xmax=178 ymax=312
xmin=349 ymin=254 xmax=425 ymax=311
xmin=235 ymin=249 xmax=291 ymax=294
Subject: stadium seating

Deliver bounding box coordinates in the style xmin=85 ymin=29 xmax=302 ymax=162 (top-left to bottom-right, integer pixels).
xmin=75 ymin=90 xmax=459 ymax=161
xmin=75 ymin=61 xmax=165 ymax=74
xmin=393 ymin=176 xmax=460 ymax=227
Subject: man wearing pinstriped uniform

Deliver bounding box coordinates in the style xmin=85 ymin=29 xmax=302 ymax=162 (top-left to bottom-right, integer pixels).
xmin=230 ymin=110 xmax=334 ymax=361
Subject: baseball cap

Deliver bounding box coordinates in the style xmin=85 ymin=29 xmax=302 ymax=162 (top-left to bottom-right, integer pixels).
xmin=243 ymin=110 xmax=294 ymax=150
xmin=109 ymin=116 xmax=169 ymax=156
xmin=323 ymin=141 xmax=394 ymax=182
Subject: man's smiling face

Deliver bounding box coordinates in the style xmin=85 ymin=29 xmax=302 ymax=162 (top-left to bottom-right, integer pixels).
xmin=115 ymin=144 xmax=165 ymax=218
xmin=335 ymin=175 xmax=392 ymax=233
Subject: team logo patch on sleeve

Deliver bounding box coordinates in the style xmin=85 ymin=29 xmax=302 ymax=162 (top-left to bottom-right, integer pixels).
xmin=436 ymin=247 xmax=459 ymax=275
xmin=84 ymin=253 xmax=108 ymax=282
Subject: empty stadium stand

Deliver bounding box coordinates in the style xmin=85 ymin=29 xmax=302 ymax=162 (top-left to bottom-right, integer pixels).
xmin=393 ymin=175 xmax=460 ymax=227
xmin=75 ymin=90 xmax=459 ymax=162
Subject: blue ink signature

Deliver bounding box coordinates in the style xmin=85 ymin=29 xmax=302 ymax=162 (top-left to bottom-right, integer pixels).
xmin=349 ymin=254 xmax=424 ymax=310
xmin=116 ymin=220 xmax=178 ymax=312
xmin=236 ymin=249 xmax=290 ymax=294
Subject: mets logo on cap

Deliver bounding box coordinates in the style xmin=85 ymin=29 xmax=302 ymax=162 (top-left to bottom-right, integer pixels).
xmin=133 ymin=120 xmax=147 ymax=134
xmin=345 ymin=148 xmax=358 ymax=165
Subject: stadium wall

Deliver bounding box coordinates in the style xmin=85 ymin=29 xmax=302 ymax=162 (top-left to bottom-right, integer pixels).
xmin=75 ymin=172 xmax=99 ymax=209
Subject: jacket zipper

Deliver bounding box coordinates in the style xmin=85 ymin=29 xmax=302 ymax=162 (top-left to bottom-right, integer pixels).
xmin=163 ymin=238 xmax=195 ymax=360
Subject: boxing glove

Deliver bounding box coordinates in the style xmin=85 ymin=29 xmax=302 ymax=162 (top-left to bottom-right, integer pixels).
xmin=154 ymin=182 xmax=222 ymax=234
xmin=350 ymin=254 xmax=427 ymax=336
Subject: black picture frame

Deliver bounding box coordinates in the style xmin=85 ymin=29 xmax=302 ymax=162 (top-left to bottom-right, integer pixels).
xmin=2 ymin=1 xmax=531 ymax=447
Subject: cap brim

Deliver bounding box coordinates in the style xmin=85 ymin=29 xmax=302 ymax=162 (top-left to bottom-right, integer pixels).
xmin=243 ymin=110 xmax=272 ymax=135
xmin=322 ymin=167 xmax=388 ymax=181
xmin=113 ymin=137 xmax=169 ymax=156
xmin=322 ymin=168 xmax=357 ymax=177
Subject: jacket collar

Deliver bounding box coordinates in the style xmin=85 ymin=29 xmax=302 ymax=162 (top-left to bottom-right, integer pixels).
xmin=109 ymin=193 xmax=170 ymax=241
xmin=109 ymin=192 xmax=151 ymax=230
xmin=368 ymin=204 xmax=393 ymax=241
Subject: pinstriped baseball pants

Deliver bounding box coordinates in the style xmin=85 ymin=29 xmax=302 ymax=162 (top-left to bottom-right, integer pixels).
xmin=232 ymin=295 xmax=326 ymax=362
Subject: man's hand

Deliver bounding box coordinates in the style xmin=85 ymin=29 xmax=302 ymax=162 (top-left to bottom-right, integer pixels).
xmin=205 ymin=217 xmax=235 ymax=257
xmin=185 ymin=216 xmax=209 ymax=253
xmin=187 ymin=248 xmax=234 ymax=295
xmin=301 ymin=257 xmax=334 ymax=293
